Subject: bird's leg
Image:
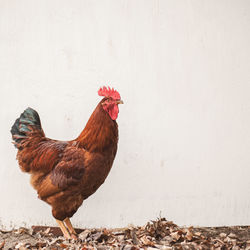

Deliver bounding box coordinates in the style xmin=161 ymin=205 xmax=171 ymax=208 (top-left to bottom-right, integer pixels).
xmin=56 ymin=219 xmax=71 ymax=240
xmin=63 ymin=217 xmax=78 ymax=240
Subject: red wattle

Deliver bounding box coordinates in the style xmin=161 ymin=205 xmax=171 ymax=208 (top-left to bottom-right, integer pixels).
xmin=109 ymin=104 xmax=119 ymax=120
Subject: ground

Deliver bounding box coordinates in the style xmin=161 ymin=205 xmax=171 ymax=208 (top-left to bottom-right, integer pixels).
xmin=1 ymin=218 xmax=250 ymax=249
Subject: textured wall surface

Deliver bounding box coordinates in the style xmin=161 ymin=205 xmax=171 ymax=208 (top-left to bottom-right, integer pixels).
xmin=0 ymin=0 xmax=250 ymax=229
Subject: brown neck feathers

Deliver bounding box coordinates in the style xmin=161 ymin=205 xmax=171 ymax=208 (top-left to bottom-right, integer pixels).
xmin=76 ymin=101 xmax=118 ymax=153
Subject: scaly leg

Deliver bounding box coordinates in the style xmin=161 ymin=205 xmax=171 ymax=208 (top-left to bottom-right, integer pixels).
xmin=64 ymin=217 xmax=76 ymax=234
xmin=56 ymin=219 xmax=71 ymax=239
xmin=64 ymin=217 xmax=78 ymax=240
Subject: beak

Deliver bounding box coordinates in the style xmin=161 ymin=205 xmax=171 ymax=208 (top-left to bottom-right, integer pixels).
xmin=116 ymin=100 xmax=124 ymax=104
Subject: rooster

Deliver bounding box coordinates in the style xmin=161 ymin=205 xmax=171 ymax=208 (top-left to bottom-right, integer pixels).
xmin=10 ymin=87 xmax=123 ymax=239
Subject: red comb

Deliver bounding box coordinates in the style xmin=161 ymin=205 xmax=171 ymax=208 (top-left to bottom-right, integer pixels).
xmin=98 ymin=86 xmax=121 ymax=100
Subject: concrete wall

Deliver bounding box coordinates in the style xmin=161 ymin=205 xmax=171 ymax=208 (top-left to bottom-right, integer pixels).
xmin=0 ymin=0 xmax=250 ymax=229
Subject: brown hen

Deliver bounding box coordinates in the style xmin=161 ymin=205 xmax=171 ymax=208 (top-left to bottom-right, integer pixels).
xmin=10 ymin=87 xmax=123 ymax=239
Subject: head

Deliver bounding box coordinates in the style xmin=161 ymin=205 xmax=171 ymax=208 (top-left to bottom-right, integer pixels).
xmin=98 ymin=86 xmax=123 ymax=120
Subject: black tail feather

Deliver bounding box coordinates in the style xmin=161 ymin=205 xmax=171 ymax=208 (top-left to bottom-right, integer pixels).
xmin=11 ymin=107 xmax=42 ymax=146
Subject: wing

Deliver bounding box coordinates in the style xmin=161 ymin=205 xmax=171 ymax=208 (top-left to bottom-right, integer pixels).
xmin=17 ymin=134 xmax=68 ymax=173
xmin=37 ymin=146 xmax=86 ymax=199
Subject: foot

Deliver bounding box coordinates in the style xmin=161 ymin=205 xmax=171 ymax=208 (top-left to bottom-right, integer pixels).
xmin=70 ymin=233 xmax=78 ymax=240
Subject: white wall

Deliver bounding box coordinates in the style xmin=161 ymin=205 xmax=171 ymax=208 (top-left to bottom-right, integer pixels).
xmin=0 ymin=0 xmax=250 ymax=229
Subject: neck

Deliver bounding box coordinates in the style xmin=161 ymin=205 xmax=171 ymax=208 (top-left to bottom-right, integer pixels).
xmin=76 ymin=101 xmax=118 ymax=153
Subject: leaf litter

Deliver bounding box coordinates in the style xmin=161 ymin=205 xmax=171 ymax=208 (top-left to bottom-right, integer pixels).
xmin=1 ymin=218 xmax=250 ymax=249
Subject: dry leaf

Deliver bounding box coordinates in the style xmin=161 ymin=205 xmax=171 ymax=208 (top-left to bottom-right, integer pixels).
xmin=79 ymin=229 xmax=91 ymax=241
xmin=170 ymin=231 xmax=181 ymax=241
xmin=44 ymin=227 xmax=51 ymax=235
xmin=59 ymin=243 xmax=68 ymax=248
xmin=228 ymin=233 xmax=237 ymax=238
xmin=185 ymin=230 xmax=193 ymax=241
xmin=219 ymin=233 xmax=227 ymax=238
xmin=194 ymin=232 xmax=202 ymax=237
xmin=139 ymin=235 xmax=154 ymax=246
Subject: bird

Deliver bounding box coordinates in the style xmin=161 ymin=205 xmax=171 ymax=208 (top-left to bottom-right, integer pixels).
xmin=10 ymin=86 xmax=123 ymax=239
